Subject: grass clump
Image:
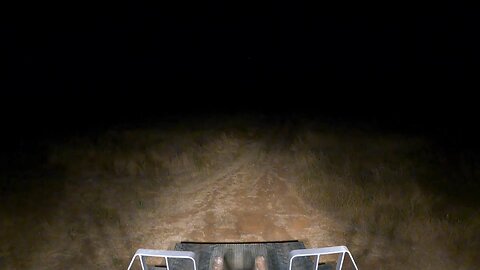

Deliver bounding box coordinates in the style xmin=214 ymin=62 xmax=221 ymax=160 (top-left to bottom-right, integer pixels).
xmin=290 ymin=127 xmax=480 ymax=269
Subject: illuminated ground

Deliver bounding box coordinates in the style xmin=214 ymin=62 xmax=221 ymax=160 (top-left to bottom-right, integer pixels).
xmin=1 ymin=119 xmax=477 ymax=269
xmin=147 ymin=142 xmax=343 ymax=247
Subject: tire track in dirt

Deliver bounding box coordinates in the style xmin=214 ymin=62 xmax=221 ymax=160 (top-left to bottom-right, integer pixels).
xmin=149 ymin=142 xmax=346 ymax=250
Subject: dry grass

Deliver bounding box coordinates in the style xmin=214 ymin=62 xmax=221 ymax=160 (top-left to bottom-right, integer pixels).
xmin=287 ymin=126 xmax=480 ymax=269
xmin=0 ymin=119 xmax=256 ymax=269
xmin=0 ymin=116 xmax=478 ymax=269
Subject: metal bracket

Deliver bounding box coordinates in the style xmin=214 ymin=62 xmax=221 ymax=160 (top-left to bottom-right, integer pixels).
xmin=288 ymin=246 xmax=359 ymax=270
xmin=127 ymin=249 xmax=197 ymax=270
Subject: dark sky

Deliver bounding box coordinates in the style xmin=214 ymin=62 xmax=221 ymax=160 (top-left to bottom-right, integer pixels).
xmin=1 ymin=1 xmax=479 ymax=138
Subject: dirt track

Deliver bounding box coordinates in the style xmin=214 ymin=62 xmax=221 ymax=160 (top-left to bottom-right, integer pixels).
xmin=149 ymin=142 xmax=344 ymax=250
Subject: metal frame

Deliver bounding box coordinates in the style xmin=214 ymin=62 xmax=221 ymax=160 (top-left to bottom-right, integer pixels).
xmin=288 ymin=246 xmax=359 ymax=270
xmin=127 ymin=245 xmax=358 ymax=270
xmin=127 ymin=249 xmax=197 ymax=270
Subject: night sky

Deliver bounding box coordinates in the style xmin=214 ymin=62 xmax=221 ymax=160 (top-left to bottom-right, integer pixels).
xmin=1 ymin=1 xmax=479 ymax=140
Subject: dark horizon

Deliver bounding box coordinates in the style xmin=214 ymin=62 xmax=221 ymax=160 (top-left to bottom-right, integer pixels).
xmin=2 ymin=1 xmax=479 ymax=174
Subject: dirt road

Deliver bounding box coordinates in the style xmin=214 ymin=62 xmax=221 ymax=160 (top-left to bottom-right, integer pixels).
xmin=148 ymin=142 xmax=344 ymax=251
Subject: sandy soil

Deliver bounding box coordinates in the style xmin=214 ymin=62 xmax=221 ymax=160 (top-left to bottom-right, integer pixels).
xmin=148 ymin=143 xmax=345 ymax=253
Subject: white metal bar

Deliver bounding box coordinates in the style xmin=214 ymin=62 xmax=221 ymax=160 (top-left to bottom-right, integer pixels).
xmin=346 ymin=250 xmax=359 ymax=270
xmin=335 ymin=252 xmax=345 ymax=270
xmin=127 ymin=254 xmax=137 ymax=270
xmin=314 ymin=255 xmax=320 ymax=270
xmin=288 ymin=246 xmax=358 ymax=270
xmin=127 ymin=249 xmax=197 ymax=270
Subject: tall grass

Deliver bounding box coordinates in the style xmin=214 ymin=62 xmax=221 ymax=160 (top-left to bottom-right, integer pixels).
xmin=287 ymin=127 xmax=480 ymax=269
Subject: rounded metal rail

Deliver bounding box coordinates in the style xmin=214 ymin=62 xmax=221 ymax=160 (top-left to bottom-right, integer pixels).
xmin=288 ymin=246 xmax=359 ymax=270
xmin=127 ymin=244 xmax=359 ymax=270
xmin=127 ymin=249 xmax=197 ymax=270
